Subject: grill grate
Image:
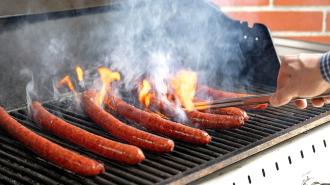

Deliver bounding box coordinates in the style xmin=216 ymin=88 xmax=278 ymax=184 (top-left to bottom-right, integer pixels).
xmin=2 ymin=86 xmax=330 ymax=185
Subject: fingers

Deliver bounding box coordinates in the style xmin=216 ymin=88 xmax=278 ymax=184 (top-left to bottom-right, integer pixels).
xmin=310 ymin=97 xmax=330 ymax=107
xmin=270 ymin=91 xmax=294 ymax=107
xmin=275 ymin=97 xmax=328 ymax=108
xmin=294 ymin=99 xmax=307 ymax=109
xmin=311 ymin=98 xmax=325 ymax=107
xmin=323 ymin=97 xmax=330 ymax=104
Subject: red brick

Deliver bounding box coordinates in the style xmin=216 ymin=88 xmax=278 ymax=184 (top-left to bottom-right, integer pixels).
xmin=274 ymin=0 xmax=330 ymax=6
xmin=225 ymin=11 xmax=323 ymax=31
xmin=286 ymin=36 xmax=330 ymax=44
xmin=211 ymin=0 xmax=269 ymax=6
xmin=327 ymin=12 xmax=330 ymax=31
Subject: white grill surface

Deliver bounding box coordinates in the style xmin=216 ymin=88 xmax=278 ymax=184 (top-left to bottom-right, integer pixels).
xmin=194 ymin=121 xmax=330 ymax=185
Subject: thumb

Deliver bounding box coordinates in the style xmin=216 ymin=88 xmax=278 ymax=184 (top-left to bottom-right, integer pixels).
xmin=270 ymin=88 xmax=296 ymax=107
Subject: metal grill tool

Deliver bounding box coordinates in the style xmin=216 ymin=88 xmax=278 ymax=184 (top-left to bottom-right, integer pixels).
xmin=194 ymin=93 xmax=330 ymax=110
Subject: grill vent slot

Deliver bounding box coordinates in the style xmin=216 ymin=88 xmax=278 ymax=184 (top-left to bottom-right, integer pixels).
xmin=288 ymin=156 xmax=292 ymax=164
xmin=262 ymin=168 xmax=266 ymax=177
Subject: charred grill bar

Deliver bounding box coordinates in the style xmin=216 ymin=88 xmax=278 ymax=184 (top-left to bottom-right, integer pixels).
xmin=1 ymin=1 xmax=330 ymax=185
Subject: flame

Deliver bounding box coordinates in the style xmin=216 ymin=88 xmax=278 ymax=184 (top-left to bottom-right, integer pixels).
xmin=58 ymin=75 xmax=76 ymax=93
xmin=171 ymin=70 xmax=197 ymax=111
xmin=75 ymin=65 xmax=84 ymax=82
xmin=57 ymin=75 xmax=79 ymax=103
xmin=138 ymin=80 xmax=152 ymax=108
xmin=97 ymin=67 xmax=121 ymax=106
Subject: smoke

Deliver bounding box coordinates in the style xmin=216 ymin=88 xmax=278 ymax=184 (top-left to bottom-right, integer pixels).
xmin=103 ymin=0 xmax=244 ymax=120
xmin=0 ymin=0 xmax=248 ymax=119
xmin=23 ymin=70 xmax=36 ymax=116
xmin=106 ymin=0 xmax=245 ymax=90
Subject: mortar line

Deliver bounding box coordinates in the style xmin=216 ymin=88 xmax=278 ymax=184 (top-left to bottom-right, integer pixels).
xmin=324 ymin=10 xmax=328 ymax=32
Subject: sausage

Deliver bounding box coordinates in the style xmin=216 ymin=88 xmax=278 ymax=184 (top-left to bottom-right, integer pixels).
xmin=193 ymin=97 xmax=249 ymax=121
xmin=150 ymin=96 xmax=245 ymax=129
xmin=240 ymin=103 xmax=268 ymax=111
xmin=31 ymin=102 xmax=145 ymax=165
xmin=201 ymin=107 xmax=249 ymax=121
xmin=149 ymin=96 xmax=179 ymax=119
xmin=186 ymin=111 xmax=245 ymax=129
xmin=0 ymin=106 xmax=104 ymax=176
xmin=196 ymin=85 xmax=268 ymax=110
xmin=82 ymin=90 xmax=174 ymax=153
xmin=196 ymin=85 xmax=245 ymax=99
xmin=104 ymin=92 xmax=211 ymax=145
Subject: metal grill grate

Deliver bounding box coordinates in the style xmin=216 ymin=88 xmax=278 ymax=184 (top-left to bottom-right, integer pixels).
xmin=2 ymin=86 xmax=330 ymax=185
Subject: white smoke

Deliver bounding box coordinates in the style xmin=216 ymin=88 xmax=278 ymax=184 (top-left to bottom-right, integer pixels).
xmin=1 ymin=0 xmax=247 ymax=121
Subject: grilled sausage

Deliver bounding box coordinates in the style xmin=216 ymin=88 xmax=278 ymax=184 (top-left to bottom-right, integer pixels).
xmin=193 ymin=96 xmax=249 ymax=121
xmin=196 ymin=85 xmax=268 ymax=110
xmin=104 ymin=93 xmax=211 ymax=145
xmin=196 ymin=85 xmax=246 ymax=99
xmin=150 ymin=96 xmax=245 ymax=129
xmin=187 ymin=111 xmax=245 ymax=129
xmin=149 ymin=96 xmax=178 ymax=119
xmin=200 ymin=107 xmax=249 ymax=121
xmin=0 ymin=106 xmax=104 ymax=176
xmin=82 ymin=90 xmax=174 ymax=153
xmin=31 ymin=102 xmax=145 ymax=165
xmin=202 ymin=107 xmax=249 ymax=121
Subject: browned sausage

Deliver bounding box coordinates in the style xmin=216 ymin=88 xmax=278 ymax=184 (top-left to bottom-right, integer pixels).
xmin=104 ymin=92 xmax=211 ymax=145
xmin=0 ymin=106 xmax=104 ymax=176
xmin=186 ymin=111 xmax=245 ymax=129
xmin=199 ymin=106 xmax=249 ymax=121
xmin=149 ymin=96 xmax=178 ymax=118
xmin=82 ymin=90 xmax=174 ymax=153
xmin=240 ymin=103 xmax=268 ymax=110
xmin=31 ymin=102 xmax=145 ymax=165
xmin=193 ymin=96 xmax=249 ymax=121
xmin=150 ymin=96 xmax=245 ymax=129
xmin=196 ymin=85 xmax=268 ymax=110
xmin=196 ymin=85 xmax=245 ymax=99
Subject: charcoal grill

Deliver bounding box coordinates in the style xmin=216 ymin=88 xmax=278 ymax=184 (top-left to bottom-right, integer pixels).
xmin=1 ymin=1 xmax=330 ymax=185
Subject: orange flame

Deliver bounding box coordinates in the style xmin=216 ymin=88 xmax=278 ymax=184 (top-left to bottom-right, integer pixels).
xmin=171 ymin=70 xmax=197 ymax=111
xmin=97 ymin=67 xmax=121 ymax=106
xmin=75 ymin=65 xmax=84 ymax=82
xmin=57 ymin=75 xmax=79 ymax=102
xmin=138 ymin=80 xmax=152 ymax=108
xmin=58 ymin=75 xmax=76 ymax=93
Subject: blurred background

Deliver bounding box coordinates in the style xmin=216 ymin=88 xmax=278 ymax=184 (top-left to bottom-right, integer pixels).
xmin=213 ymin=0 xmax=330 ymax=44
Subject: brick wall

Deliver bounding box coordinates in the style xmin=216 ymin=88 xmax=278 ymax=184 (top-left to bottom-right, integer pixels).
xmin=211 ymin=0 xmax=330 ymax=44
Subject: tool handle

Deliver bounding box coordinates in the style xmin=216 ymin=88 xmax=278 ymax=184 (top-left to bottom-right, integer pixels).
xmin=243 ymin=92 xmax=330 ymax=106
xmin=295 ymin=92 xmax=330 ymax=100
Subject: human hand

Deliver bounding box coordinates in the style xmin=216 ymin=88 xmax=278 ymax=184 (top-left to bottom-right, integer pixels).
xmin=269 ymin=53 xmax=330 ymax=109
